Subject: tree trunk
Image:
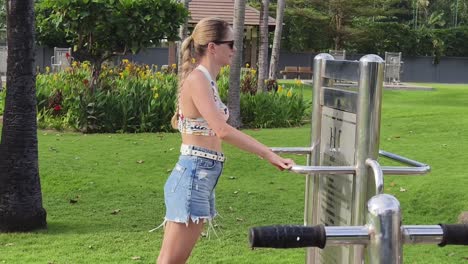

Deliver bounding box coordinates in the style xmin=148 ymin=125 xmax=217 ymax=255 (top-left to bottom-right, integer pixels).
xmin=177 ymin=0 xmax=190 ymax=76
xmin=0 ymin=0 xmax=47 ymax=232
xmin=257 ymin=0 xmax=269 ymax=93
xmin=269 ymin=0 xmax=286 ymax=80
xmin=228 ymin=0 xmax=246 ymax=128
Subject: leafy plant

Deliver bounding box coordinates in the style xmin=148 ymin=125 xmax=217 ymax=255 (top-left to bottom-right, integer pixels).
xmin=0 ymin=87 xmax=5 ymax=115
xmin=218 ymin=66 xmax=309 ymax=128
xmin=36 ymin=60 xmax=178 ymax=133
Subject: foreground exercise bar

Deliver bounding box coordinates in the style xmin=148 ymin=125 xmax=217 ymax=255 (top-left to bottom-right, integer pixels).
xmin=249 ymin=224 xmax=468 ymax=248
xmin=249 ymin=194 xmax=468 ymax=264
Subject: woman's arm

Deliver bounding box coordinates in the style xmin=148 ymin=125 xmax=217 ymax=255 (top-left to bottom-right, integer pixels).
xmin=189 ymin=73 xmax=294 ymax=170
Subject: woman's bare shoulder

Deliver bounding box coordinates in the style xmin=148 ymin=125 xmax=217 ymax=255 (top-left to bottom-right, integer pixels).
xmin=183 ymin=70 xmax=211 ymax=92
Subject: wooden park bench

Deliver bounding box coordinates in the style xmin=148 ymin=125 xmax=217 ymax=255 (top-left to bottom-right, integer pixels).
xmin=298 ymin=66 xmax=313 ymax=79
xmin=280 ymin=66 xmax=313 ymax=79
xmin=280 ymin=66 xmax=298 ymax=79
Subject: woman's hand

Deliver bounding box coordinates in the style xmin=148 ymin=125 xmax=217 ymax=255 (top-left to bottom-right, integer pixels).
xmin=264 ymin=152 xmax=295 ymax=171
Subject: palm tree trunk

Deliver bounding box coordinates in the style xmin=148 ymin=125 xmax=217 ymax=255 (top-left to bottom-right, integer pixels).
xmin=269 ymin=0 xmax=286 ymax=80
xmin=257 ymin=0 xmax=269 ymax=93
xmin=0 ymin=0 xmax=47 ymax=232
xmin=227 ymin=0 xmax=246 ymax=128
xmin=177 ymin=0 xmax=190 ymax=76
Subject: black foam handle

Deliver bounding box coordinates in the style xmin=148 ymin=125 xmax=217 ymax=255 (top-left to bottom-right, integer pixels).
xmin=438 ymin=224 xmax=468 ymax=247
xmin=249 ymin=225 xmax=326 ymax=249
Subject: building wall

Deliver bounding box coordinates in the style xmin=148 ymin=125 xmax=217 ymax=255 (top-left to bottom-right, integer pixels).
xmin=35 ymin=47 xmax=468 ymax=83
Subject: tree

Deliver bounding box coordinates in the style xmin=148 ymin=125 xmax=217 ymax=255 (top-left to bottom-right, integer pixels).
xmin=282 ymin=1 xmax=332 ymax=52
xmin=35 ymin=0 xmax=187 ymax=86
xmin=0 ymin=0 xmax=6 ymax=42
xmin=0 ymin=0 xmax=47 ymax=232
xmin=268 ymin=0 xmax=285 ymax=80
xmin=177 ymin=0 xmax=190 ymax=76
xmin=228 ymin=0 xmax=246 ymax=128
xmin=257 ymin=0 xmax=269 ymax=92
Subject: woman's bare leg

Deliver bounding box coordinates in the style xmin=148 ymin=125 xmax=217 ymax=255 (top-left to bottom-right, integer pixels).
xmin=157 ymin=220 xmax=204 ymax=264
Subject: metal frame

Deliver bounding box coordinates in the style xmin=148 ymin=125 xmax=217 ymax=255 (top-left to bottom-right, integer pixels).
xmin=51 ymin=47 xmax=74 ymax=72
xmin=329 ymin=49 xmax=346 ymax=60
xmin=384 ymin=52 xmax=403 ymax=84
xmin=270 ymin=53 xmax=430 ymax=264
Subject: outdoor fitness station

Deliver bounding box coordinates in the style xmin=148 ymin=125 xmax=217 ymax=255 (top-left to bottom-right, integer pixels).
xmin=249 ymin=54 xmax=468 ymax=263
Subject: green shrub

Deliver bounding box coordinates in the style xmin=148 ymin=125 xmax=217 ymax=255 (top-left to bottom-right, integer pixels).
xmin=36 ymin=61 xmax=178 ymax=133
xmin=217 ymin=66 xmax=309 ymax=128
xmin=35 ymin=62 xmax=308 ymax=133
xmin=0 ymin=87 xmax=5 ymax=116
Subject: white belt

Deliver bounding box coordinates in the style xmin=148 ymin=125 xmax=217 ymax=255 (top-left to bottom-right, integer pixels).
xmin=180 ymin=144 xmax=225 ymax=162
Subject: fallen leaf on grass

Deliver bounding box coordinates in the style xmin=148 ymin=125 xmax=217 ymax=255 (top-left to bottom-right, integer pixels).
xmin=49 ymin=147 xmax=58 ymax=152
xmin=390 ymin=182 xmax=396 ymax=187
xmin=228 ymin=176 xmax=236 ymax=180
xmin=131 ymin=256 xmax=141 ymax=260
xmin=236 ymin=218 xmax=244 ymax=222
xmin=111 ymin=209 xmax=121 ymax=215
xmin=233 ymin=191 xmax=239 ymax=194
xmin=399 ymin=187 xmax=407 ymax=192
xmin=136 ymin=160 xmax=144 ymax=164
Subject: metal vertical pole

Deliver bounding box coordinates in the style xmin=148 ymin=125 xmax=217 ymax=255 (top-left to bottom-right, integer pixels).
xmin=367 ymin=194 xmax=403 ymax=264
xmin=306 ymin=53 xmax=334 ymax=264
xmin=352 ymin=54 xmax=385 ymax=263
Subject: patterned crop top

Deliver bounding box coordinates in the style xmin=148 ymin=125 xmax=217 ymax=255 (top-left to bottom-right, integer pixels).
xmin=178 ymin=65 xmax=230 ymax=136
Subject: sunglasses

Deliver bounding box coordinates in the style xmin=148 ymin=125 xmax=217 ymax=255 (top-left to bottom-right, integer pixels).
xmin=213 ymin=40 xmax=235 ymax=49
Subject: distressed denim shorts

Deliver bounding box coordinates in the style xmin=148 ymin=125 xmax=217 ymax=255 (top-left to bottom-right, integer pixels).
xmin=162 ymin=145 xmax=224 ymax=225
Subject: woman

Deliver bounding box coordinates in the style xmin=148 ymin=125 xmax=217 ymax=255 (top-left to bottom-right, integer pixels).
xmin=157 ymin=17 xmax=295 ymax=264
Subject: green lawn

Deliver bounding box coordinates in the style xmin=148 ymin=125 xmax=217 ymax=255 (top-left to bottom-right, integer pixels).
xmin=0 ymin=83 xmax=468 ymax=263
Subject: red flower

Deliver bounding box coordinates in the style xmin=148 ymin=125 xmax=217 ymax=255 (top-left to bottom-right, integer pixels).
xmin=83 ymin=79 xmax=89 ymax=85
xmin=65 ymin=52 xmax=70 ymax=59
xmin=54 ymin=105 xmax=62 ymax=111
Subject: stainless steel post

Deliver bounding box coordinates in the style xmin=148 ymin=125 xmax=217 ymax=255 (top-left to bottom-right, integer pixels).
xmin=367 ymin=194 xmax=402 ymax=264
xmin=306 ymin=53 xmax=334 ymax=263
xmin=352 ymin=55 xmax=385 ymax=262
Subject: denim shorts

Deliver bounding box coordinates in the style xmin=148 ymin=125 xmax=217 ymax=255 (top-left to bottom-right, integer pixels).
xmin=163 ymin=146 xmax=224 ymax=225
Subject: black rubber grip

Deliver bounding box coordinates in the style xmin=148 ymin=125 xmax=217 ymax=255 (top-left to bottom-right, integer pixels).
xmin=249 ymin=225 xmax=326 ymax=249
xmin=438 ymin=224 xmax=468 ymax=247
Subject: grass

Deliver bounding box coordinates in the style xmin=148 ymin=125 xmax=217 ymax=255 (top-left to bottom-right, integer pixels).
xmin=0 ymin=83 xmax=467 ymax=263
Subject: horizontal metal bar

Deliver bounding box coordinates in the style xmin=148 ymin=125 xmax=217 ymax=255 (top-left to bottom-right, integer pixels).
xmin=379 ymin=150 xmax=430 ymax=168
xmin=379 ymin=150 xmax=431 ymax=175
xmin=381 ymin=166 xmax=430 ymax=175
xmin=402 ymin=225 xmax=443 ymax=244
xmin=325 ymin=226 xmax=369 ymax=245
xmin=270 ymin=147 xmax=312 ymax=155
xmin=323 ymin=225 xmax=443 ymax=246
xmin=290 ymin=165 xmax=356 ymax=175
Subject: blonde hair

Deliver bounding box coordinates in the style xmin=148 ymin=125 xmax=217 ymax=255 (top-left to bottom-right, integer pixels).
xmin=171 ymin=17 xmax=231 ymax=129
